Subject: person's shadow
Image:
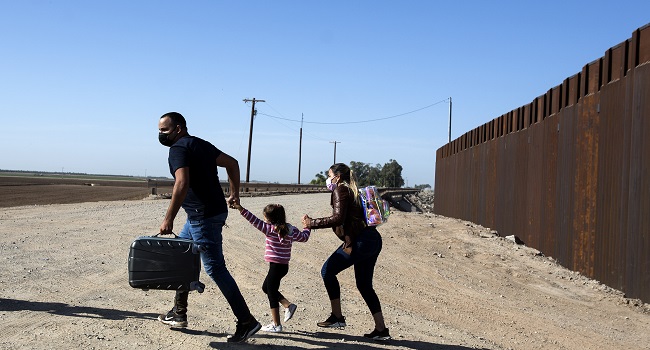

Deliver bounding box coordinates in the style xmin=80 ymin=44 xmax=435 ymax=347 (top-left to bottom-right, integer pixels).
xmin=0 ymin=298 xmax=157 ymax=320
xmin=2 ymin=299 xmax=488 ymax=349
xmin=207 ymin=329 xmax=488 ymax=349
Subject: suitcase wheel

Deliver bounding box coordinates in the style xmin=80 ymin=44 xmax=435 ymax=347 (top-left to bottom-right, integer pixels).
xmin=191 ymin=244 xmax=206 ymax=254
xmin=190 ymin=281 xmax=205 ymax=293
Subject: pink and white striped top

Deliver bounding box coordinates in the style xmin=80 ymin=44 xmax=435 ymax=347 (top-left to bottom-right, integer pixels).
xmin=239 ymin=209 xmax=311 ymax=264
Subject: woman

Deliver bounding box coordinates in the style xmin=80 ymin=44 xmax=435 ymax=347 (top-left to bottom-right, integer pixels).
xmin=302 ymin=163 xmax=390 ymax=341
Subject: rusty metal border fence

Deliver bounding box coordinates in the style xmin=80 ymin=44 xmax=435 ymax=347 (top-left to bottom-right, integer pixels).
xmin=434 ymin=24 xmax=650 ymax=303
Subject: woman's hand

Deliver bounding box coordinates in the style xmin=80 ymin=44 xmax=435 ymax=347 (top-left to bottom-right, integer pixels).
xmin=302 ymin=214 xmax=311 ymax=228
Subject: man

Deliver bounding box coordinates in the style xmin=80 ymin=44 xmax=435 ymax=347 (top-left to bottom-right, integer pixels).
xmin=157 ymin=112 xmax=261 ymax=343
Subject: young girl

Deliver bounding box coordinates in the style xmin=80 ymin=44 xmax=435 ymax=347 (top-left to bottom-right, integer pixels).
xmin=233 ymin=202 xmax=311 ymax=333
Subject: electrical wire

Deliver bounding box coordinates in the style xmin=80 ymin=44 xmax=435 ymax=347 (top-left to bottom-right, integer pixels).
xmin=262 ymin=102 xmax=333 ymax=142
xmin=258 ymin=98 xmax=449 ymax=125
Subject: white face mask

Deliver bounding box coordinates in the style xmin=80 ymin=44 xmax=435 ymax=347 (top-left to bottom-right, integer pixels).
xmin=326 ymin=177 xmax=337 ymax=191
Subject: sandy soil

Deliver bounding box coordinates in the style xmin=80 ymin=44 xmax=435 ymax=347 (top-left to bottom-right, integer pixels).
xmin=1 ymin=193 xmax=649 ymax=350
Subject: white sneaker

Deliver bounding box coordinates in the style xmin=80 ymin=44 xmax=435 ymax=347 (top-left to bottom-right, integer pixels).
xmin=284 ymin=304 xmax=298 ymax=322
xmin=261 ymin=323 xmax=283 ymax=333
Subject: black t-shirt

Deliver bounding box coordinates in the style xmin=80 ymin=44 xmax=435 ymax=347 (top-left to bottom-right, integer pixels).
xmin=168 ymin=135 xmax=227 ymax=219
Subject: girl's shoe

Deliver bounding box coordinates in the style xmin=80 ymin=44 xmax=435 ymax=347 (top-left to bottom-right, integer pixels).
xmin=284 ymin=303 xmax=298 ymax=322
xmin=261 ymin=323 xmax=283 ymax=333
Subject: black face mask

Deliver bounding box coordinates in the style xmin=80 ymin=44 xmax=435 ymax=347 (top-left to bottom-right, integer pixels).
xmin=158 ymin=130 xmax=176 ymax=147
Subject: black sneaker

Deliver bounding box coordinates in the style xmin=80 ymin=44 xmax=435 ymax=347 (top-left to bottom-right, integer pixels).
xmin=157 ymin=309 xmax=188 ymax=328
xmin=227 ymin=318 xmax=262 ymax=343
xmin=317 ymin=314 xmax=346 ymax=328
xmin=364 ymin=328 xmax=391 ymax=341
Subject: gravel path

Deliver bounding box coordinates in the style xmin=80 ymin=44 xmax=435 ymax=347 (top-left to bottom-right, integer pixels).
xmin=1 ymin=193 xmax=649 ymax=349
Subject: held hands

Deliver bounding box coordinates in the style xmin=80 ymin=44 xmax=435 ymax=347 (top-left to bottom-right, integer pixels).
xmin=301 ymin=214 xmax=311 ymax=229
xmin=228 ymin=196 xmax=244 ymax=212
xmin=227 ymin=194 xmax=241 ymax=210
xmin=231 ymin=202 xmax=244 ymax=212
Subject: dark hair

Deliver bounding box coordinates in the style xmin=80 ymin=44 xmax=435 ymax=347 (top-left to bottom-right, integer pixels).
xmin=263 ymin=204 xmax=289 ymax=237
xmin=160 ymin=112 xmax=187 ymax=131
xmin=330 ymin=163 xmax=351 ymax=182
xmin=329 ymin=163 xmax=359 ymax=202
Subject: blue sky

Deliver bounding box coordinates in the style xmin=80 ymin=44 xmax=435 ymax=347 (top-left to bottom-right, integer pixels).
xmin=1 ymin=1 xmax=648 ymax=187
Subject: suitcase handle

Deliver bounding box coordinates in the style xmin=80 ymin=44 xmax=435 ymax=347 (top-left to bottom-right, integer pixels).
xmin=150 ymin=233 xmax=204 ymax=253
xmin=154 ymin=232 xmax=179 ymax=238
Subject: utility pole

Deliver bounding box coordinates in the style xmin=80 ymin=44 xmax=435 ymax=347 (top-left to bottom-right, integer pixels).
xmin=448 ymin=96 xmax=452 ymax=143
xmin=330 ymin=141 xmax=340 ymax=164
xmin=298 ymin=113 xmax=303 ymax=184
xmin=243 ymin=98 xmax=265 ymax=184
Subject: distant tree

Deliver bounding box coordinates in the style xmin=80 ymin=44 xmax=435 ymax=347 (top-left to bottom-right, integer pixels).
xmin=350 ymin=161 xmax=385 ymax=186
xmin=414 ymin=184 xmax=431 ymax=190
xmin=310 ymin=160 xmax=404 ymax=187
xmin=367 ymin=164 xmax=382 ymax=186
xmin=309 ymin=170 xmax=328 ymax=185
xmin=350 ymin=161 xmax=371 ymax=187
xmin=380 ymin=159 xmax=404 ymax=187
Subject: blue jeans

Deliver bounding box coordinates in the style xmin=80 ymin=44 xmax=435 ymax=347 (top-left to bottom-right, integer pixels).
xmin=321 ymin=226 xmax=383 ymax=314
xmin=177 ymin=212 xmax=252 ymax=322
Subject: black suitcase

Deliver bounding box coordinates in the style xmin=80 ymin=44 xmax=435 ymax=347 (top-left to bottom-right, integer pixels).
xmin=128 ymin=235 xmax=205 ymax=292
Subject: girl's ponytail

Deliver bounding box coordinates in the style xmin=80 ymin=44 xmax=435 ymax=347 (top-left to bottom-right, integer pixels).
xmin=275 ymin=223 xmax=289 ymax=238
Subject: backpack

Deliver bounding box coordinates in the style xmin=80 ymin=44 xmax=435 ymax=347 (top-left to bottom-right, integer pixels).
xmin=358 ymin=186 xmax=390 ymax=226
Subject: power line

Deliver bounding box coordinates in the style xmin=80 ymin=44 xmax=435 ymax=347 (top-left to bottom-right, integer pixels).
xmin=257 ymin=98 xmax=449 ymax=125
xmin=256 ymin=102 xmax=332 ymax=142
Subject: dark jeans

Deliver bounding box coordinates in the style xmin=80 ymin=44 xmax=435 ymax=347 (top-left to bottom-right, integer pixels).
xmin=262 ymin=262 xmax=289 ymax=308
xmin=321 ymin=226 xmax=383 ymax=314
xmin=175 ymin=213 xmax=252 ymax=322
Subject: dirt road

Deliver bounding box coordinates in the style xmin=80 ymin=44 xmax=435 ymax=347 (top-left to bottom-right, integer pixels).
xmin=1 ymin=193 xmax=648 ymax=349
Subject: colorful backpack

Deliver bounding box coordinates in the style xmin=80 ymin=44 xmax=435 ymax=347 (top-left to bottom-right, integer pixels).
xmin=358 ymin=186 xmax=390 ymax=226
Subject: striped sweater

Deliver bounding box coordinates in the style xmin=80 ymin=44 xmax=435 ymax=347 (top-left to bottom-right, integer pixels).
xmin=239 ymin=208 xmax=311 ymax=264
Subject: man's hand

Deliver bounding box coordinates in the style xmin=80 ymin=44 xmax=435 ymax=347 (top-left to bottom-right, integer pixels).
xmin=159 ymin=218 xmax=174 ymax=235
xmin=227 ymin=194 xmax=240 ymax=209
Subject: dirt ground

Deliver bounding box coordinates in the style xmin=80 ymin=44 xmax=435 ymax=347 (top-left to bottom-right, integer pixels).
xmin=0 ymin=175 xmax=167 ymax=208
xmin=1 ymin=187 xmax=649 ymax=350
